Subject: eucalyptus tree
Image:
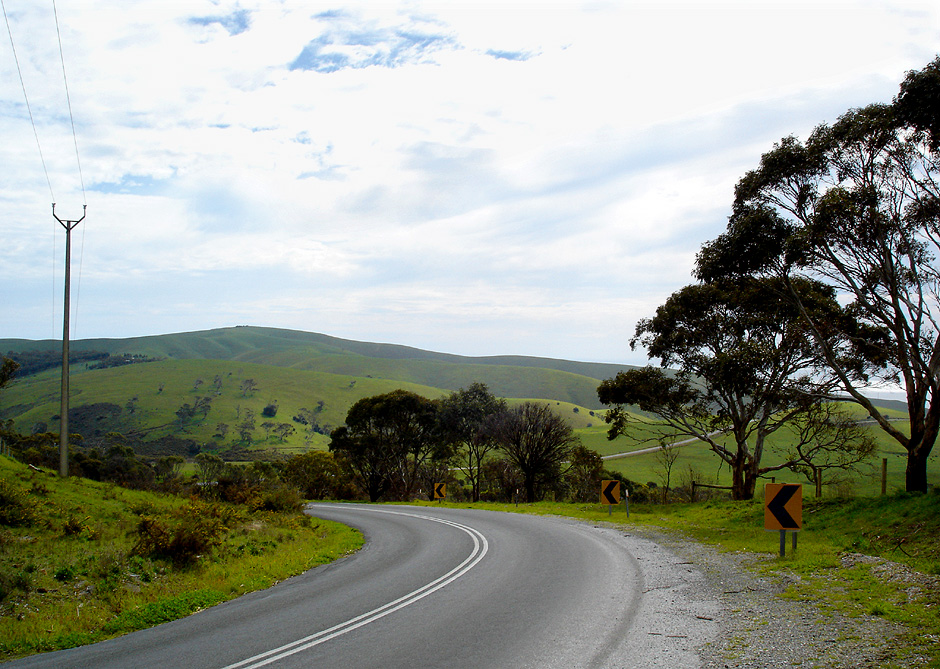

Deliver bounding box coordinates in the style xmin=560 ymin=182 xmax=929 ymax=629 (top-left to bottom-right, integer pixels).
xmin=598 ymin=276 xmax=845 ymax=500
xmin=437 ymin=382 xmax=507 ymax=502
xmin=329 ymin=389 xmax=445 ymax=502
xmin=0 ymin=356 xmax=17 ymax=391
xmin=696 ymin=57 xmax=940 ymax=492
xmin=490 ymin=402 xmax=579 ymax=503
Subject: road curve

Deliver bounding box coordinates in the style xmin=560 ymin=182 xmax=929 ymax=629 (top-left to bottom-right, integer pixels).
xmin=8 ymin=504 xmax=717 ymax=668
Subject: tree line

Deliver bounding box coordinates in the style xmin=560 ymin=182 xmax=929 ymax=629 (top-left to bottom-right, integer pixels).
xmin=598 ymin=56 xmax=940 ymax=499
xmin=0 ymin=376 xmax=637 ymax=505
xmin=327 ymin=384 xmax=605 ymax=503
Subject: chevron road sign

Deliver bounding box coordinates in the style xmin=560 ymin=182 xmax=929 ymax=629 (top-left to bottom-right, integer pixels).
xmin=601 ymin=480 xmax=620 ymax=505
xmin=764 ymin=483 xmax=802 ymax=531
xmin=433 ymin=482 xmax=446 ymax=500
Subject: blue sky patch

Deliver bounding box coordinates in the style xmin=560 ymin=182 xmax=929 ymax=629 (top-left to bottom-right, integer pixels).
xmin=189 ymin=9 xmax=252 ymax=36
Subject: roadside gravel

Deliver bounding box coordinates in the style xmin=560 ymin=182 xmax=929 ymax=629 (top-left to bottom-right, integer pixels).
xmin=605 ymin=523 xmax=934 ymax=668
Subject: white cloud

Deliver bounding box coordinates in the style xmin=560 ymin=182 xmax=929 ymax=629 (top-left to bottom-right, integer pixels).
xmin=1 ymin=0 xmax=938 ymax=364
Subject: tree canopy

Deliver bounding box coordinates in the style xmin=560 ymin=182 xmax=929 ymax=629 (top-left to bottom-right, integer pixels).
xmin=329 ymin=389 xmax=444 ymax=502
xmin=598 ymin=277 xmax=845 ymax=500
xmin=489 ymin=402 xmax=579 ymax=503
xmin=437 ymin=383 xmax=507 ymax=502
xmin=696 ymin=56 xmax=940 ymax=492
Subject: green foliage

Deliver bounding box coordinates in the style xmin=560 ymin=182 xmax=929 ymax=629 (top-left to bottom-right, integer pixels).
xmin=330 ymin=389 xmax=444 ymax=502
xmin=0 ymin=479 xmax=37 ymax=527
xmin=490 ymin=402 xmax=580 ymax=502
xmin=283 ymin=450 xmax=356 ymax=500
xmin=698 ymin=57 xmax=940 ymax=494
xmin=0 ymin=355 xmax=19 ymax=390
xmin=0 ymin=456 xmax=363 ymax=663
xmin=132 ymin=502 xmax=237 ymax=566
xmin=100 ymin=589 xmax=226 ymax=635
xmin=600 ymin=278 xmax=847 ymax=501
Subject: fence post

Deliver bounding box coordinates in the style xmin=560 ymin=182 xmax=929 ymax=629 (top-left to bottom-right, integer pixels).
xmin=881 ymin=458 xmax=888 ymax=495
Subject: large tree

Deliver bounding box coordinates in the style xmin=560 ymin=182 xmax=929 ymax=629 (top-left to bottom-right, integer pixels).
xmin=437 ymin=383 xmax=507 ymax=502
xmin=490 ymin=402 xmax=578 ymax=503
xmin=696 ymin=57 xmax=940 ymax=492
xmin=598 ymin=277 xmax=845 ymax=500
xmin=329 ymin=389 xmax=444 ymax=502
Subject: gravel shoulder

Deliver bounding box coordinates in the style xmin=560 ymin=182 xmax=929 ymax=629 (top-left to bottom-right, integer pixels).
xmin=594 ymin=522 xmax=934 ymax=668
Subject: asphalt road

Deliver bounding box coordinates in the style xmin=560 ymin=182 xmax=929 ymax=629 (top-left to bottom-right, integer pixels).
xmin=8 ymin=504 xmax=716 ymax=668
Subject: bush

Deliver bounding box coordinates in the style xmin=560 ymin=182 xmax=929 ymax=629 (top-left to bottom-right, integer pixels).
xmin=248 ymin=486 xmax=302 ymax=513
xmin=0 ymin=565 xmax=34 ymax=601
xmin=0 ymin=479 xmax=38 ymax=527
xmin=132 ymin=502 xmax=234 ymax=566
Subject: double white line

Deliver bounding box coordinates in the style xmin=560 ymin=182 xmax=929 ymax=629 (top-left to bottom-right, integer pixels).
xmin=223 ymin=507 xmax=489 ymax=669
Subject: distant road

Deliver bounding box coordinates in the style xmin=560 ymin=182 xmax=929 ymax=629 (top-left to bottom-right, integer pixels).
xmin=10 ymin=504 xmax=659 ymax=668
xmin=602 ymin=433 xmax=715 ymax=461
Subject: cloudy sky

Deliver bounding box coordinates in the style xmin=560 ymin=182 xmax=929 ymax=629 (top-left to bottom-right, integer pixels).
xmin=1 ymin=1 xmax=938 ymax=365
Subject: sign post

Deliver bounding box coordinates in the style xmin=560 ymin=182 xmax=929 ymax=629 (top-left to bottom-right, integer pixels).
xmin=764 ymin=483 xmax=802 ymax=557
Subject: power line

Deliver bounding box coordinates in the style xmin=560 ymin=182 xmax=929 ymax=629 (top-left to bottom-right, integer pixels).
xmin=52 ymin=0 xmax=85 ymax=204
xmin=2 ymin=0 xmax=56 ymax=202
xmin=52 ymin=0 xmax=87 ymax=337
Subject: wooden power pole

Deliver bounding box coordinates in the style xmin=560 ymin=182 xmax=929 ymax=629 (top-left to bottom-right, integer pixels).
xmin=54 ymin=203 xmax=86 ymax=478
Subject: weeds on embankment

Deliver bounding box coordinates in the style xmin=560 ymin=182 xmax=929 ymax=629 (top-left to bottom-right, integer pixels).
xmin=0 ymin=457 xmax=363 ymax=662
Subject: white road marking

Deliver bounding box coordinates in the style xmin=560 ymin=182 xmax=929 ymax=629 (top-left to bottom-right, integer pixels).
xmin=222 ymin=506 xmax=489 ymax=669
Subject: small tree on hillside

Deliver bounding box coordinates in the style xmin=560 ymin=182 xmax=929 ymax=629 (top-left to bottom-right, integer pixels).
xmin=490 ymin=402 xmax=579 ymax=503
xmin=654 ymin=440 xmax=681 ymax=504
xmin=0 ymin=356 xmax=18 ymax=391
xmin=437 ymin=383 xmax=507 ymax=502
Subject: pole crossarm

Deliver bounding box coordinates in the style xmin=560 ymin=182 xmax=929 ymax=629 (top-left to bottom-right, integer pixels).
xmin=52 ymin=202 xmax=86 ymax=229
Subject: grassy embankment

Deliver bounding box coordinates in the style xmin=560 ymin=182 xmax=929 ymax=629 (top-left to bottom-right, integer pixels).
xmin=0 ymin=456 xmax=363 ymax=662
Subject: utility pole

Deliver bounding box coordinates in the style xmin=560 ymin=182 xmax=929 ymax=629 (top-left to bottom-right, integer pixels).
xmin=53 ymin=203 xmax=86 ymax=478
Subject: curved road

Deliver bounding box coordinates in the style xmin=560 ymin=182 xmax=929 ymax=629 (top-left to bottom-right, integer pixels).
xmin=9 ymin=504 xmax=715 ymax=668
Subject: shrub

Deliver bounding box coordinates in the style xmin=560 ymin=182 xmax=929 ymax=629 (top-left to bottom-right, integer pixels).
xmin=0 ymin=479 xmax=38 ymax=527
xmin=132 ymin=502 xmax=233 ymax=566
xmin=54 ymin=565 xmax=77 ymax=582
xmin=61 ymin=515 xmax=89 ymax=536
xmin=0 ymin=566 xmax=33 ymax=601
xmin=248 ymin=486 xmax=302 ymax=513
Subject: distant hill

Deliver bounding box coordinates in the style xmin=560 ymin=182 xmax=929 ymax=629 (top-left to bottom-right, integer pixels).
xmin=1 ymin=326 xmax=635 ymax=409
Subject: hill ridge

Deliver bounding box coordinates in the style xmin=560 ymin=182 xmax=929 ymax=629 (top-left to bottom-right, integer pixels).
xmin=1 ymin=325 xmax=634 ymax=382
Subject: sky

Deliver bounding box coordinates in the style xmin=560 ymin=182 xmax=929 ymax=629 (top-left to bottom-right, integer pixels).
xmin=1 ymin=1 xmax=938 ymax=366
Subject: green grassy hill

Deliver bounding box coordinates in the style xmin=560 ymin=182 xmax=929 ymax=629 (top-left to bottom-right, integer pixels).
xmin=1 ymin=326 xmax=631 ymax=410
xmin=0 ymin=327 xmax=632 ymax=455
xmin=0 ymin=358 xmax=453 ymax=453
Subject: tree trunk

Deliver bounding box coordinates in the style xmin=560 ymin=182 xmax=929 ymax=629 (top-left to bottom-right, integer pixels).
xmin=905 ymin=441 xmax=931 ymax=493
xmin=524 ymin=476 xmax=537 ymax=503
xmin=730 ymin=458 xmax=759 ymax=500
